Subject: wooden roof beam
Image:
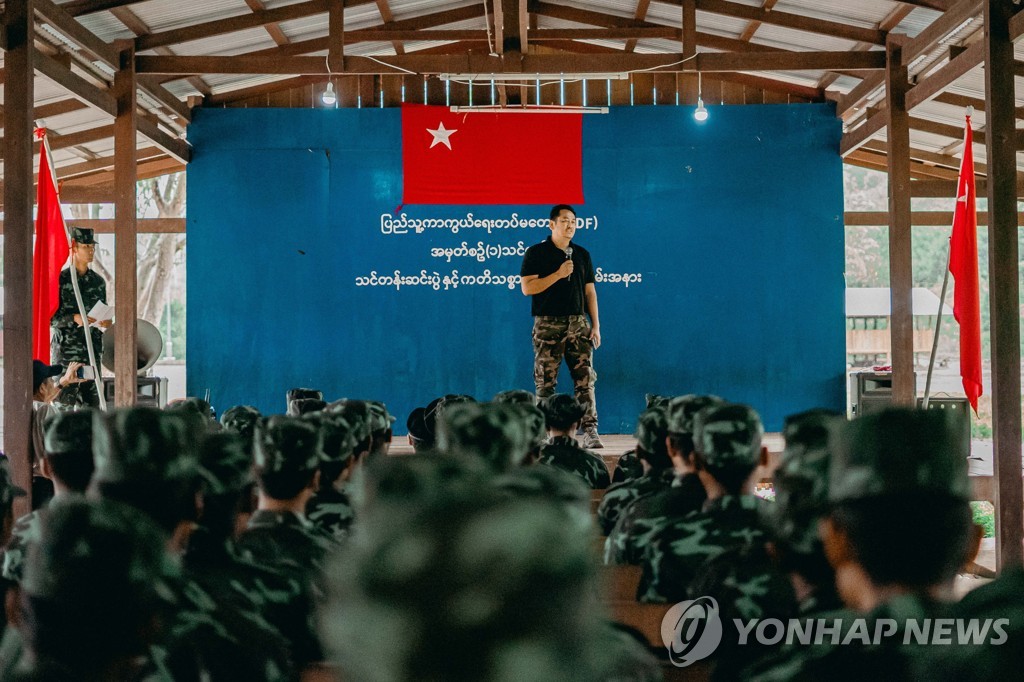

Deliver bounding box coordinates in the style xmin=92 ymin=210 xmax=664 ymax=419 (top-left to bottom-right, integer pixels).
xmin=34 ymin=53 xmax=191 ymax=163
xmin=62 ymin=0 xmax=150 ymax=17
xmin=34 ymin=0 xmax=190 ymax=123
xmin=690 ymin=0 xmax=886 ymax=45
xmin=245 ymin=0 xmax=291 ymax=48
xmin=136 ymin=50 xmax=886 ymax=76
xmin=625 ymin=0 xmax=653 ymax=53
xmin=838 ymin=0 xmax=982 ymax=118
xmin=111 ymin=5 xmax=211 ymax=103
xmin=133 ymin=0 xmax=377 ymax=52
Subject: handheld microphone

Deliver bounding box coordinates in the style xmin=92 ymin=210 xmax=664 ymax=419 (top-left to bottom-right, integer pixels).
xmin=565 ymin=246 xmax=573 ymax=282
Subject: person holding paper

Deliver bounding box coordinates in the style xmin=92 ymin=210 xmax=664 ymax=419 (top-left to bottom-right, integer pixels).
xmin=51 ymin=227 xmax=110 ymax=407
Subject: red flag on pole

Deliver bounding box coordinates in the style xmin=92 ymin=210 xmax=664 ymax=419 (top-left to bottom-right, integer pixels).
xmin=402 ymin=104 xmax=584 ymax=205
xmin=32 ymin=129 xmax=70 ymax=362
xmin=948 ymin=114 xmax=983 ymax=413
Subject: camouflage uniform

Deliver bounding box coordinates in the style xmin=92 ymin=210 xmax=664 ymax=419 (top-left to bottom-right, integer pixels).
xmin=596 ymin=406 xmax=675 ymax=534
xmin=238 ymin=416 xmax=338 ymax=594
xmin=1 ymin=511 xmax=40 ymax=584
xmin=539 ymin=436 xmax=610 ymax=489
xmin=768 ymin=410 xmax=844 ymax=615
xmin=611 ymin=449 xmax=643 ymax=483
xmin=604 ymin=396 xmax=723 ymax=566
xmin=744 ymin=408 xmax=976 ymax=681
xmin=303 ymin=411 xmax=360 ymax=542
xmin=639 ymin=403 xmax=767 ymax=602
xmin=604 ymin=473 xmax=708 ymax=565
xmin=532 ymin=315 xmax=597 ymax=430
xmin=50 ymin=265 xmax=106 ymax=407
xmin=437 ymin=402 xmax=535 ymax=472
xmin=90 ymin=408 xmax=292 ymax=681
xmin=320 ymin=482 xmax=614 ymax=682
xmin=190 ymin=430 xmax=323 ymax=669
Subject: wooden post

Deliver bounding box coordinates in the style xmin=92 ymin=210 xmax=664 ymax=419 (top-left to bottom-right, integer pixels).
xmin=983 ymin=0 xmax=1023 ymax=571
xmin=113 ymin=41 xmax=138 ymax=407
xmin=884 ymin=34 xmax=915 ymax=405
xmin=3 ymin=0 xmax=35 ymax=517
xmin=328 ymin=0 xmax=344 ymax=74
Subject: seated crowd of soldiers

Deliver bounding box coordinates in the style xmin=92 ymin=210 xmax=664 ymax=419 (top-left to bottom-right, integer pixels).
xmin=0 ymin=381 xmax=1020 ymax=681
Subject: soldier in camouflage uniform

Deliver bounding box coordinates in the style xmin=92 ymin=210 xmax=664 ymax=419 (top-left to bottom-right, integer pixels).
xmin=50 ymin=227 xmax=109 ymax=408
xmin=13 ymin=496 xmax=178 ymax=681
xmin=304 ymin=411 xmax=361 ymax=542
xmin=639 ymin=402 xmax=768 ymax=602
xmin=604 ymin=395 xmax=716 ymax=565
xmin=767 ymin=409 xmax=844 ymax=615
xmin=745 ymin=408 xmax=982 ymax=681
xmin=238 ymin=415 xmax=338 ymax=598
xmin=611 ymin=395 xmax=671 ymax=483
xmin=521 ymin=205 xmax=603 ymax=449
xmin=0 ymin=457 xmax=26 ymax=640
xmin=3 ymin=410 xmax=94 ymax=585
xmin=288 ymin=398 xmax=326 ymax=416
xmin=365 ymin=400 xmax=395 ymax=459
xmin=187 ymin=430 xmax=323 ymax=670
xmin=438 ymin=402 xmax=535 ymax=473
xmin=597 ymin=405 xmax=675 ymax=535
xmin=90 ymin=407 xmax=292 ymax=680
xmin=286 ymin=387 xmax=322 ymax=413
xmin=493 ymin=388 xmax=538 ymax=406
xmin=320 ymin=479 xmax=658 ymax=682
xmin=221 ymin=404 xmax=262 ymax=444
xmin=538 ymin=394 xmax=610 ymax=488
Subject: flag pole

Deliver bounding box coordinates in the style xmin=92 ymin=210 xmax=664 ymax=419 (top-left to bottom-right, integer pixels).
xmin=922 ymin=252 xmax=951 ymax=409
xmin=40 ymin=130 xmax=107 ymax=410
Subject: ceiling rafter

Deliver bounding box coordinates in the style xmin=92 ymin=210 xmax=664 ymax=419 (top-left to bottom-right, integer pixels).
xmin=624 ymin=0 xmax=652 ymax=54
xmin=109 ymin=5 xmax=213 ymax=99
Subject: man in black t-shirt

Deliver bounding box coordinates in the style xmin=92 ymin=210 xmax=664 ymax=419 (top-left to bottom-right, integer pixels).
xmin=520 ymin=204 xmax=603 ymax=449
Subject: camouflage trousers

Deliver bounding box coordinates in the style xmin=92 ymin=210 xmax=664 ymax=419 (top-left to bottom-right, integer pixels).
xmin=532 ymin=315 xmax=597 ymax=429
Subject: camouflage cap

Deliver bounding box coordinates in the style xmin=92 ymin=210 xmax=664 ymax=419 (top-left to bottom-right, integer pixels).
xmin=645 ymin=393 xmax=671 ymax=409
xmin=509 ymin=402 xmax=547 ymax=449
xmin=288 ymin=397 xmax=326 ymax=417
xmin=320 ymin=490 xmax=597 ymax=682
xmin=366 ymin=400 xmax=396 ymax=433
xmin=91 ymin=407 xmax=200 ymax=486
xmin=437 ymin=402 xmax=533 ymax=471
xmin=493 ymin=389 xmax=538 ymax=406
xmin=304 ymin=411 xmax=359 ymax=465
xmin=325 ymin=400 xmax=375 ymax=445
xmin=693 ymin=402 xmax=764 ymax=468
xmin=253 ymin=415 xmax=324 ymax=475
xmin=828 ymin=407 xmax=971 ymax=503
xmin=634 ymin=405 xmax=669 ymax=454
xmin=286 ymin=387 xmax=323 ymax=405
xmin=22 ymin=495 xmax=178 ymax=609
xmin=220 ymin=405 xmax=262 ymax=441
xmin=70 ymin=226 xmax=96 ymax=245
xmin=539 ymin=394 xmax=585 ymax=429
xmin=198 ymin=431 xmax=254 ymax=496
xmin=424 ymin=394 xmax=476 ymax=439
xmin=0 ymin=456 xmax=27 ymax=508
xmin=43 ymin=409 xmax=94 ymax=456
xmin=770 ymin=411 xmax=843 ymax=554
xmin=665 ymin=394 xmax=725 ymax=436
xmin=167 ymin=397 xmax=217 ymax=424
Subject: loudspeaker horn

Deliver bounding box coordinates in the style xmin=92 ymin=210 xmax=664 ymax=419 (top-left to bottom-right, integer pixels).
xmin=101 ymin=319 xmax=163 ymax=373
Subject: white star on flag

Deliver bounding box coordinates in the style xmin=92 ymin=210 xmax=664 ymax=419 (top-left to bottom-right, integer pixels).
xmin=427 ymin=122 xmax=457 ymax=150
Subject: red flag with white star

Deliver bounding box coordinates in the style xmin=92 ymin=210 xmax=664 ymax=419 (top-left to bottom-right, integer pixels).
xmin=948 ymin=115 xmax=982 ymax=414
xmin=33 ymin=129 xmax=70 ymax=362
xmin=402 ymin=104 xmax=584 ymax=205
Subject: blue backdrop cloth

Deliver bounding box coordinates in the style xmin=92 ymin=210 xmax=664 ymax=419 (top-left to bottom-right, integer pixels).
xmin=186 ymin=104 xmax=845 ymax=433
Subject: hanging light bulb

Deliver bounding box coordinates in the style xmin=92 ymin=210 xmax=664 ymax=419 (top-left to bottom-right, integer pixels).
xmin=694 ymin=97 xmax=708 ymax=122
xmin=321 ymin=81 xmax=337 ymax=106
xmin=693 ymin=72 xmax=708 ymax=122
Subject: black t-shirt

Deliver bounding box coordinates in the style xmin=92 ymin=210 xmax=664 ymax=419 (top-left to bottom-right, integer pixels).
xmin=520 ymin=237 xmax=595 ymax=316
